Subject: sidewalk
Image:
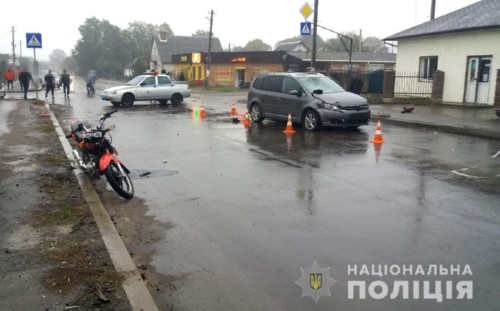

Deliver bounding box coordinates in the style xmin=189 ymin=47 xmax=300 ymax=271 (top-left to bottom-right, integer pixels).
xmin=371 ymin=103 xmax=500 ymax=140
xmin=0 ymin=99 xmax=130 ymax=310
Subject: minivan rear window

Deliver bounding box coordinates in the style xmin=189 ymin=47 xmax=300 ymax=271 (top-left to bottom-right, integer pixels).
xmin=262 ymin=76 xmax=284 ymax=93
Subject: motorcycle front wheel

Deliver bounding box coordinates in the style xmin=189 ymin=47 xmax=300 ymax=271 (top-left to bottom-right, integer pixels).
xmin=104 ymin=161 xmax=134 ymax=199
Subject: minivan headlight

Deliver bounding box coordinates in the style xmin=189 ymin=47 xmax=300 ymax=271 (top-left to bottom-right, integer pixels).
xmin=317 ymin=102 xmax=340 ymax=111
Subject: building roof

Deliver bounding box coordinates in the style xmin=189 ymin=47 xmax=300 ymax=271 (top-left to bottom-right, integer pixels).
xmin=385 ymin=0 xmax=500 ymax=41
xmin=156 ymin=36 xmax=223 ymax=63
xmin=291 ymin=52 xmax=396 ymax=63
xmin=274 ymin=41 xmax=309 ymax=52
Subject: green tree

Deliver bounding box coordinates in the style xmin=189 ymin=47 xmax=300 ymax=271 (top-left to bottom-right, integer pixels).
xmin=73 ymin=18 xmax=174 ymax=78
xmin=277 ymin=35 xmax=324 ymax=51
xmin=49 ymin=49 xmax=67 ymax=69
xmin=362 ymin=37 xmax=387 ymax=53
xmin=241 ymin=39 xmax=271 ymax=51
xmin=61 ymin=56 xmax=77 ymax=73
xmin=132 ymin=56 xmax=148 ymax=76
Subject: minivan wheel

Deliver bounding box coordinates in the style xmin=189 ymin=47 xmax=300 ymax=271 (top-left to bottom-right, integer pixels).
xmin=250 ymin=103 xmax=263 ymax=123
xmin=303 ymin=110 xmax=321 ymax=131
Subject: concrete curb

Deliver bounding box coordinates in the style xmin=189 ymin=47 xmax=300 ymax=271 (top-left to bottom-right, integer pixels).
xmin=372 ymin=114 xmax=500 ymax=140
xmin=43 ymin=102 xmax=159 ymax=311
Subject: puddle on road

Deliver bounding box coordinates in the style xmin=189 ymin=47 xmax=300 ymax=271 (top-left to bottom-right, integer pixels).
xmin=129 ymin=168 xmax=179 ymax=179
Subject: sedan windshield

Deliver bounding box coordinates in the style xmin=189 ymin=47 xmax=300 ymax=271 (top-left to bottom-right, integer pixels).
xmin=299 ymin=76 xmax=344 ymax=94
xmin=127 ymin=76 xmax=144 ymax=85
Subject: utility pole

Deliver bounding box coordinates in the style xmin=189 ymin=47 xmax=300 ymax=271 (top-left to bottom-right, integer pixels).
xmin=19 ymin=40 xmax=22 ymax=59
xmin=311 ymin=0 xmax=319 ymax=70
xmin=206 ymin=9 xmax=214 ymax=87
xmin=11 ymin=26 xmax=16 ymax=66
xmin=430 ymin=0 xmax=436 ymax=20
xmin=359 ymin=29 xmax=362 ymax=52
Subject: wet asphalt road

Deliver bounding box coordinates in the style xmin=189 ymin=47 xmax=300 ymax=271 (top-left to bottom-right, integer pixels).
xmin=50 ymin=79 xmax=500 ymax=310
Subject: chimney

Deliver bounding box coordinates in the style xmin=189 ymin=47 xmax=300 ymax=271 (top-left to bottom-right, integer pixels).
xmin=430 ymin=0 xmax=436 ymax=20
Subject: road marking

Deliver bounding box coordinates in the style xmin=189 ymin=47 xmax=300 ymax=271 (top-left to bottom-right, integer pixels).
xmin=43 ymin=102 xmax=159 ymax=311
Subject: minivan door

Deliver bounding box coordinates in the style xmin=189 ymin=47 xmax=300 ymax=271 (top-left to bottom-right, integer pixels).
xmin=260 ymin=76 xmax=284 ymax=119
xmin=280 ymin=77 xmax=306 ymax=121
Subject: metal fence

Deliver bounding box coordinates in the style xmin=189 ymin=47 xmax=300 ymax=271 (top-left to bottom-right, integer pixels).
xmin=328 ymin=70 xmax=385 ymax=94
xmin=394 ymin=72 xmax=433 ymax=97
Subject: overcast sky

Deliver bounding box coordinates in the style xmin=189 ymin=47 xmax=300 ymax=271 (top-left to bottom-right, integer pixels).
xmin=0 ymin=0 xmax=479 ymax=60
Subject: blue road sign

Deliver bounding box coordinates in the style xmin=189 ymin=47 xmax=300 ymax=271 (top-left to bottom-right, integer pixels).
xmin=300 ymin=22 xmax=312 ymax=36
xmin=26 ymin=33 xmax=42 ymax=48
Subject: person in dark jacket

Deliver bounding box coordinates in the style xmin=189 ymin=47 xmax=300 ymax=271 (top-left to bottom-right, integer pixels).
xmin=18 ymin=68 xmax=24 ymax=90
xmin=59 ymin=69 xmax=71 ymax=97
xmin=44 ymin=70 xmax=55 ymax=99
xmin=18 ymin=68 xmax=32 ymax=100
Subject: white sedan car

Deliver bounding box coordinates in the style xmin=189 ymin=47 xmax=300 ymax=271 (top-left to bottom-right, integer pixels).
xmin=101 ymin=74 xmax=190 ymax=107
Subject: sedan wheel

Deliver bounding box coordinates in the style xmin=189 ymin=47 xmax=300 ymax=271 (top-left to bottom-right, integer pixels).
xmin=250 ymin=104 xmax=263 ymax=123
xmin=303 ymin=110 xmax=320 ymax=131
xmin=122 ymin=93 xmax=134 ymax=107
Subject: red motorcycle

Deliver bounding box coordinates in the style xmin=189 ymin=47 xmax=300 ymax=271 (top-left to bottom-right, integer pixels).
xmin=67 ymin=110 xmax=134 ymax=199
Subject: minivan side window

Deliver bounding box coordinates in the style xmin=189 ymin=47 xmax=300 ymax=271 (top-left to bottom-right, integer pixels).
xmin=283 ymin=77 xmax=302 ymax=94
xmin=262 ymin=76 xmax=284 ymax=93
xmin=253 ymin=77 xmax=263 ymax=89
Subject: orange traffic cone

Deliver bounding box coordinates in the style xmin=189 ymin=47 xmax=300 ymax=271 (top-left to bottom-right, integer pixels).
xmin=283 ymin=113 xmax=296 ymax=134
xmin=231 ymin=103 xmax=237 ymax=117
xmin=231 ymin=103 xmax=238 ymax=122
xmin=200 ymin=104 xmax=206 ymax=118
xmin=243 ymin=109 xmax=251 ymax=127
xmin=370 ymin=120 xmax=385 ymax=144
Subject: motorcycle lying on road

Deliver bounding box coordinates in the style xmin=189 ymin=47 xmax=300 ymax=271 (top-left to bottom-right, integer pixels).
xmin=67 ymin=110 xmax=134 ymax=199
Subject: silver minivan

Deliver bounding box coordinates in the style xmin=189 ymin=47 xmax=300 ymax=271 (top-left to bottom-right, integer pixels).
xmin=247 ymin=72 xmax=370 ymax=130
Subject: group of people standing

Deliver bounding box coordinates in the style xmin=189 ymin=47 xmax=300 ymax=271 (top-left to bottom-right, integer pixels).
xmin=4 ymin=68 xmax=33 ymax=100
xmin=3 ymin=68 xmax=71 ymax=100
xmin=43 ymin=69 xmax=71 ymax=99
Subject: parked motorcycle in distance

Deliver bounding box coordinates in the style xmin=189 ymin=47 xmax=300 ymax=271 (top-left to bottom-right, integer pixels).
xmin=67 ymin=110 xmax=134 ymax=199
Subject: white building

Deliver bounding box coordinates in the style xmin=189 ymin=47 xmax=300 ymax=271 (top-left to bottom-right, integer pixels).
xmin=385 ymin=0 xmax=500 ymax=106
xmin=150 ymin=35 xmax=223 ymax=75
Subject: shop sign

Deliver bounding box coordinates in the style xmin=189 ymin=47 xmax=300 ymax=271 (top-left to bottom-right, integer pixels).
xmin=192 ymin=53 xmax=202 ymax=64
xmin=231 ymin=57 xmax=246 ymax=63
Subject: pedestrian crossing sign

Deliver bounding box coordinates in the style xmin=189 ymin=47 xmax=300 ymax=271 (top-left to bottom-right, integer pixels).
xmin=301 ymin=22 xmax=312 ymax=36
xmin=26 ymin=33 xmax=42 ymax=48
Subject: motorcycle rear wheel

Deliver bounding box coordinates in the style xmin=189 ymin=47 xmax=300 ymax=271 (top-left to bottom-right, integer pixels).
xmin=104 ymin=161 xmax=134 ymax=199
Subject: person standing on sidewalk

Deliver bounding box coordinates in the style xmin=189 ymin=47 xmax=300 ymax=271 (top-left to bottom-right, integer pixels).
xmin=4 ymin=69 xmax=14 ymax=90
xmin=44 ymin=70 xmax=55 ymax=99
xmin=59 ymin=69 xmax=71 ymax=97
xmin=17 ymin=68 xmax=24 ymax=90
xmin=19 ymin=69 xmax=32 ymax=100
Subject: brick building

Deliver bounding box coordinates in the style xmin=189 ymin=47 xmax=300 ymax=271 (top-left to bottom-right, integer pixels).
xmin=172 ymin=51 xmax=303 ymax=87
